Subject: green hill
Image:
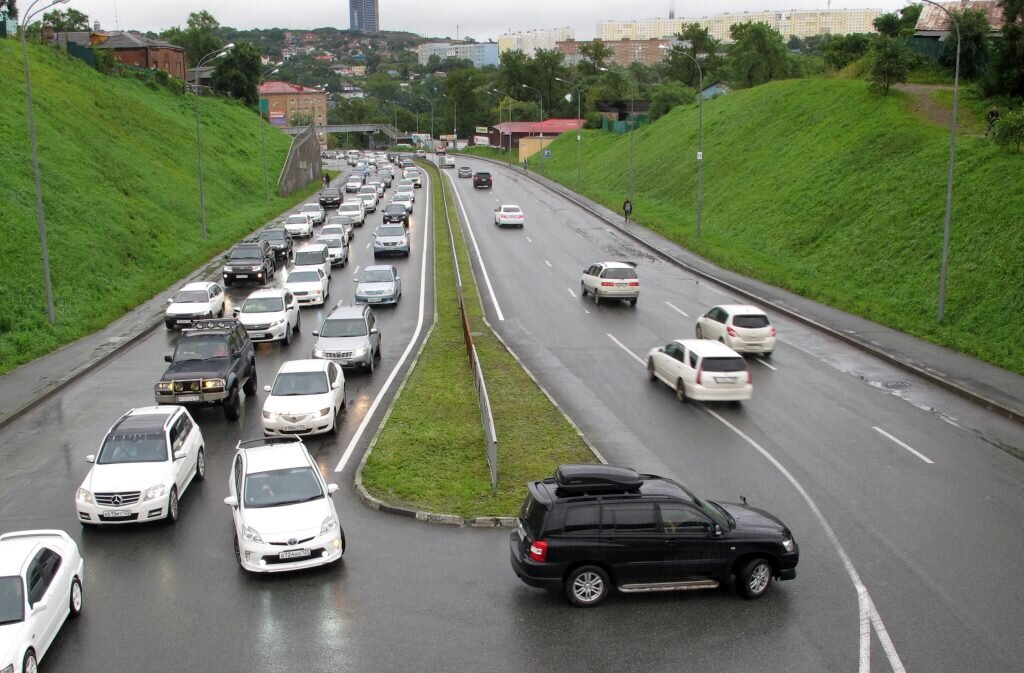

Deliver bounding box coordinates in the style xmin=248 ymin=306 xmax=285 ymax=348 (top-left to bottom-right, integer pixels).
xmin=535 ymin=79 xmax=1024 ymax=374
xmin=0 ymin=39 xmax=305 ymax=374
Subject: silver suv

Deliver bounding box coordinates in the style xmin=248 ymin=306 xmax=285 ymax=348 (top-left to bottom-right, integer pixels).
xmin=311 ymin=303 xmax=382 ymax=373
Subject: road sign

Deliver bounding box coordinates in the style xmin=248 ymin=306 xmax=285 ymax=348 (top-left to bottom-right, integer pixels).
xmin=544 ymin=149 xmax=551 ymax=159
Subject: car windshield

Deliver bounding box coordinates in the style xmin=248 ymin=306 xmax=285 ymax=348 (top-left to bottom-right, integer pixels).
xmin=287 ymin=270 xmax=320 ymax=284
xmin=361 ymin=269 xmax=395 ymax=283
xmin=359 ymin=186 xmax=375 ymax=193
xmin=0 ymin=576 xmax=25 ymax=625
xmin=322 ymin=189 xmax=339 ymax=197
xmin=271 ymin=371 xmax=329 ymax=396
xmin=377 ymin=226 xmax=405 ymax=238
xmin=300 ymin=205 xmax=320 ymax=213
xmin=173 ymin=335 xmax=231 ymax=360
xmin=319 ymin=237 xmax=343 ymax=249
xmin=285 ymin=215 xmax=308 ymax=225
xmin=733 ymin=314 xmax=770 ymax=329
xmin=243 ymin=467 xmax=324 ymax=509
xmin=339 ymin=205 xmax=360 ymax=213
xmin=229 ymin=249 xmax=261 ymax=260
xmin=386 ymin=205 xmax=405 ymax=214
xmin=601 ymin=268 xmax=637 ymax=280
xmin=326 ymin=216 xmax=355 ymax=226
xmin=394 ymin=194 xmax=411 ymax=201
xmin=259 ymin=230 xmax=285 ymax=241
xmin=241 ymin=297 xmax=284 ymax=313
xmin=502 ymin=207 xmax=522 ymax=214
xmin=173 ymin=290 xmax=208 ymax=303
xmin=662 ymin=477 xmax=732 ymax=529
xmin=701 ymin=357 xmax=747 ymax=372
xmin=294 ymin=252 xmax=323 ymax=266
xmin=320 ymin=318 xmax=367 ymax=337
xmin=98 ymin=432 xmax=167 ymax=464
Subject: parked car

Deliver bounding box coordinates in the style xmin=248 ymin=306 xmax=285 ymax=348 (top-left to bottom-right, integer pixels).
xmin=458 ymin=166 xmax=472 ymax=178
xmin=164 ymin=281 xmax=225 ymax=329
xmin=354 ymin=265 xmax=402 ymax=305
xmin=695 ymin=305 xmax=777 ymax=357
xmin=298 ymin=202 xmax=325 ymax=226
xmin=76 ymin=405 xmax=205 ymax=525
xmin=510 ymin=464 xmax=798 ymax=607
xmin=261 ymin=359 xmax=346 ymax=436
xmin=223 ymin=240 xmax=275 ymax=286
xmin=494 ymin=204 xmax=525 ymax=228
xmin=257 ymin=227 xmax=294 ymax=260
xmin=283 ymin=213 xmax=314 ymax=239
xmin=0 ymin=530 xmax=84 ymax=673
xmin=646 ymin=339 xmax=752 ymax=403
xmin=580 ymin=261 xmax=639 ymax=307
xmin=372 ymin=224 xmax=410 ymax=257
xmin=224 ymin=436 xmax=344 ymax=572
xmin=233 ymin=288 xmax=300 ymax=345
xmin=311 ymin=303 xmax=381 ymax=373
xmin=283 ymin=267 xmax=330 ymax=306
xmin=473 ymin=171 xmax=492 ymax=188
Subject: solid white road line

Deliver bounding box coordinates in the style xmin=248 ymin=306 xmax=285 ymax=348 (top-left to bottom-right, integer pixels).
xmin=544 ymin=260 xmax=552 ymax=268
xmin=448 ymin=172 xmax=505 ymax=321
xmin=607 ymin=334 xmax=646 ymax=365
xmin=872 ymin=427 xmax=935 ymax=464
xmin=334 ymin=175 xmax=432 ymax=474
xmin=525 ymin=236 xmax=534 ymax=243
xmin=665 ymin=301 xmax=689 ymax=318
xmin=567 ymin=288 xmax=577 ymax=298
xmin=754 ymin=358 xmax=778 ymax=371
xmin=610 ymin=334 xmax=908 ymax=673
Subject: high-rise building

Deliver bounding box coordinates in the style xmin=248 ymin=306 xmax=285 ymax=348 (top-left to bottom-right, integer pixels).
xmin=349 ymin=0 xmax=379 ymax=33
xmin=497 ymin=27 xmax=574 ymax=56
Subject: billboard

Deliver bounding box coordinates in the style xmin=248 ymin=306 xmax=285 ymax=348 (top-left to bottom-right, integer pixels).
xmin=269 ymin=111 xmax=286 ymax=126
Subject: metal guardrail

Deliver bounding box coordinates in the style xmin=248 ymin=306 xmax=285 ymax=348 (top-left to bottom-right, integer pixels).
xmin=435 ymin=166 xmax=499 ymax=494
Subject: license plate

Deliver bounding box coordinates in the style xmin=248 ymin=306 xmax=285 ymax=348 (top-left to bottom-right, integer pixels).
xmin=283 ymin=425 xmax=302 ymax=432
xmin=236 ymin=274 xmax=248 ymax=279
xmin=177 ymin=394 xmax=201 ymax=402
xmin=176 ymin=319 xmax=193 ymax=324
xmin=616 ymin=283 xmax=627 ymax=287
xmin=279 ymin=549 xmax=311 ymax=559
xmin=103 ymin=510 xmax=131 ymax=518
xmin=368 ymin=298 xmax=381 ymax=303
xmin=714 ymin=377 xmax=736 ymax=384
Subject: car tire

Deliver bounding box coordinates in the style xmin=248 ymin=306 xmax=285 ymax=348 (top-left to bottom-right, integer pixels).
xmin=375 ymin=342 xmax=382 ymax=361
xmin=593 ymin=290 xmax=600 ymax=306
xmin=675 ymin=378 xmax=687 ymax=403
xmin=763 ymin=351 xmax=773 ymax=359
xmin=629 ymin=297 xmax=637 ymax=307
xmin=647 ymin=358 xmax=656 ymax=381
xmin=166 ymin=487 xmax=179 ymax=523
xmin=23 ymin=649 xmax=37 ymax=673
xmin=695 ymin=325 xmax=703 ymax=339
xmin=243 ymin=367 xmax=258 ymax=396
xmin=328 ymin=407 xmax=338 ymax=434
xmin=580 ymin=282 xmax=587 ymax=297
xmin=565 ymin=565 xmax=610 ymax=608
xmin=283 ymin=325 xmax=291 ymax=346
xmin=260 ymin=272 xmax=268 ymax=286
xmin=294 ymin=313 xmax=301 ymax=332
xmin=69 ymin=577 xmax=83 ymax=617
xmin=223 ymin=388 xmax=241 ymax=421
xmin=218 ymin=305 xmax=225 ymax=318
xmin=366 ymin=354 xmax=375 ymax=374
xmin=195 ymin=448 xmax=206 ymax=481
xmin=736 ymin=557 xmax=773 ymax=599
xmin=233 ymin=535 xmax=242 ymax=566
xmin=224 ymin=278 xmax=233 ymax=287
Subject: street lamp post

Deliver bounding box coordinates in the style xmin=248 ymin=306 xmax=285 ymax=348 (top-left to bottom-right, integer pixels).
xmin=660 ymin=45 xmax=704 ymax=237
xmin=555 ymin=77 xmax=583 ymax=182
xmin=194 ymin=43 xmax=234 ymax=240
xmin=258 ymin=63 xmax=281 ymax=201
xmin=20 ymin=0 xmax=69 ymax=323
xmin=491 ymin=88 xmax=513 ymax=165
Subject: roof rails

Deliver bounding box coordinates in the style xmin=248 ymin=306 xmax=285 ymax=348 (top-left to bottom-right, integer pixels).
xmin=184 ymin=318 xmax=241 ymax=331
xmin=236 ymin=436 xmax=305 ymax=450
xmin=554 ymin=464 xmax=642 ymax=496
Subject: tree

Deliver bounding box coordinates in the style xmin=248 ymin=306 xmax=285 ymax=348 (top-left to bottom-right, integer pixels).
xmin=0 ymin=0 xmax=17 ymax=21
xmin=941 ymin=8 xmax=991 ymax=79
xmin=665 ymin=24 xmax=721 ymax=88
xmin=992 ymin=108 xmax=1024 ymax=151
xmin=162 ymin=11 xmax=223 ymax=68
xmin=527 ymin=48 xmax=568 ymax=119
xmin=823 ymin=33 xmax=872 ymax=70
xmin=898 ymin=4 xmax=923 ymax=37
xmin=42 ymin=8 xmax=89 ymax=31
xmin=870 ymin=35 xmax=909 ymax=93
xmin=727 ymin=22 xmax=789 ymax=87
xmin=986 ymin=0 xmax=1024 ymax=96
xmin=873 ymin=12 xmax=902 ymax=38
xmin=497 ymin=48 xmax=530 ymax=93
xmin=649 ymin=82 xmax=693 ymax=120
xmin=213 ymin=41 xmax=261 ymax=105
xmin=578 ymin=39 xmax=614 ymax=75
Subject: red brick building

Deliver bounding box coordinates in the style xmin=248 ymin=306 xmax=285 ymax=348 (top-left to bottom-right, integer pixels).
xmin=52 ymin=31 xmax=187 ymax=80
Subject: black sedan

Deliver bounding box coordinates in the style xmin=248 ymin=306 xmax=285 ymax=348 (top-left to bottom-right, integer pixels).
xmin=382 ymin=203 xmax=410 ymax=226
xmin=319 ymin=187 xmax=342 ymax=209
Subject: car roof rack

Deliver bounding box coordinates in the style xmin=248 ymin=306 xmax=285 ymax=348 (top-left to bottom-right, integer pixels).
xmin=554 ymin=464 xmax=642 ymax=495
xmin=236 ymin=436 xmax=305 ymax=450
xmin=184 ymin=318 xmax=241 ymax=331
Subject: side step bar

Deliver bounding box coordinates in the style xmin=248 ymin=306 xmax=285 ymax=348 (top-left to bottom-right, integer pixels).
xmin=618 ymin=579 xmax=720 ymax=593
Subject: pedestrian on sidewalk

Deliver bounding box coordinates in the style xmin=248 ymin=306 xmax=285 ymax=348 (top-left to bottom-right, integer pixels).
xmin=322 ymin=174 xmax=330 ymax=188
xmin=623 ymin=198 xmax=633 ymax=223
xmin=986 ymin=105 xmax=1000 ymax=137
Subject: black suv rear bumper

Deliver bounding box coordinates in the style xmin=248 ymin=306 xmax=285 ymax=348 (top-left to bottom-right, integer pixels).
xmin=509 ymin=534 xmax=564 ymax=590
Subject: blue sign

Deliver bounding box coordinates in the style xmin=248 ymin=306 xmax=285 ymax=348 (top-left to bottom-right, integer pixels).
xmin=543 ymin=148 xmax=551 ymax=159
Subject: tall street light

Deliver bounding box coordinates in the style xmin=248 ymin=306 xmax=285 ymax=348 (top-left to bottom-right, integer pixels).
xmin=20 ymin=0 xmax=69 ymax=323
xmin=194 ymin=43 xmax=234 ymax=240
xmin=491 ymin=88 xmax=513 ymax=165
xmin=660 ymin=44 xmax=704 ymax=237
xmin=521 ymin=83 xmax=543 ymax=122
xmin=258 ymin=62 xmax=281 ymax=201
xmin=919 ymin=0 xmax=960 ymax=322
xmin=555 ymin=76 xmax=583 ymax=182
xmin=600 ymin=67 xmax=636 ymax=201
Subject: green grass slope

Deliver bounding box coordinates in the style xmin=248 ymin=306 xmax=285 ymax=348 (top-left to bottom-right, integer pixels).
xmin=0 ymin=39 xmax=303 ymax=373
xmin=535 ymin=79 xmax=1024 ymax=374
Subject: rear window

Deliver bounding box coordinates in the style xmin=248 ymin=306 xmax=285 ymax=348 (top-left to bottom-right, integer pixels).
xmin=475 ymin=172 xmax=490 ymax=178
xmin=601 ymin=268 xmax=637 ymax=280
xmin=521 ymin=494 xmax=549 ymax=537
xmin=732 ymin=314 xmax=770 ymax=329
xmin=700 ymin=357 xmax=747 ymax=372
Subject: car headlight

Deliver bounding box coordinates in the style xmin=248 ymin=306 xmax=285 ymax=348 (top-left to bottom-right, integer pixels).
xmin=155 ymin=381 xmax=173 ymax=392
xmin=251 ymin=265 xmax=262 ymax=271
xmin=783 ymin=538 xmax=795 ymax=553
xmin=317 ymin=407 xmax=332 ymax=417
xmin=270 ymin=318 xmax=286 ymax=327
xmin=350 ymin=347 xmax=368 ymax=357
xmin=223 ymin=266 xmax=234 ymax=272
xmin=262 ymin=410 xmax=276 ymax=419
xmin=143 ymin=484 xmax=166 ymax=502
xmin=320 ymin=515 xmax=337 ymax=535
xmin=77 ymin=488 xmax=93 ymax=504
xmin=312 ymin=348 xmax=325 ymax=358
xmin=400 ymin=238 xmax=408 ymax=245
xmin=243 ymin=525 xmax=263 ymax=544
xmin=203 ymin=379 xmax=225 ymax=389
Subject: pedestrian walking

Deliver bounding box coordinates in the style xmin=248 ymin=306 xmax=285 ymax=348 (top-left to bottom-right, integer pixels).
xmin=986 ymin=105 xmax=1000 ymax=137
xmin=322 ymin=174 xmax=330 ymax=188
xmin=623 ymin=198 xmax=633 ymax=223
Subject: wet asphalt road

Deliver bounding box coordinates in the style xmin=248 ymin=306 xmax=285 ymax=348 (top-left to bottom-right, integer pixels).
xmin=2 ymin=161 xmax=1024 ymax=673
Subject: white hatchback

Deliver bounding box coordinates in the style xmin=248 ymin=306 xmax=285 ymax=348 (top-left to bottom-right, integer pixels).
xmin=695 ymin=305 xmax=777 ymax=357
xmin=164 ymin=281 xmax=225 ymax=329
xmin=234 ymin=288 xmax=300 ymax=345
xmin=261 ymin=359 xmax=346 ymax=436
xmin=224 ymin=437 xmax=344 ymax=572
xmin=580 ymin=261 xmax=639 ymax=306
xmin=646 ymin=339 xmax=752 ymax=403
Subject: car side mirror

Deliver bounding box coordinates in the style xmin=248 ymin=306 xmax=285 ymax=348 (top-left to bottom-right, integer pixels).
xmin=657 ymin=347 xmax=665 ymax=353
xmin=32 ymin=602 xmax=48 ymax=615
xmin=85 ymin=454 xmax=95 ymax=464
xmin=327 ymin=483 xmax=339 ymax=495
xmin=164 ymin=354 xmax=173 ymax=363
xmin=263 ymin=385 xmax=272 ymax=392
xmin=173 ymin=449 xmax=187 ymax=461
xmin=370 ymin=327 xmax=379 ymax=335
xmin=311 ymin=330 xmax=319 ymax=337
xmin=166 ymin=297 xmax=174 ymax=305
xmin=223 ymin=496 xmax=238 ymax=508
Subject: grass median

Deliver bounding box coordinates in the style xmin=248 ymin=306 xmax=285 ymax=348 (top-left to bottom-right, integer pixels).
xmin=359 ymin=163 xmax=595 ymax=519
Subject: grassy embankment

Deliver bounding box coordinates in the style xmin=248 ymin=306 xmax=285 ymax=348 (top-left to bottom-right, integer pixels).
xmin=360 ymin=163 xmax=594 ymax=518
xmin=0 ymin=39 xmax=316 ymax=374
xmin=529 ymin=78 xmax=1023 ymax=374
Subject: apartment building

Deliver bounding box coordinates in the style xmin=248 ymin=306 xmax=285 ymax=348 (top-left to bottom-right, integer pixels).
xmin=497 ymin=27 xmax=574 ymax=56
xmin=260 ymin=81 xmax=328 ymax=145
xmin=416 ymin=41 xmax=500 ymax=68
xmin=556 ymin=38 xmax=674 ymax=68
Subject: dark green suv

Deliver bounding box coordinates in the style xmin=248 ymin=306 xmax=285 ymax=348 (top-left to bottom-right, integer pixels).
xmin=510 ymin=464 xmax=799 ymax=607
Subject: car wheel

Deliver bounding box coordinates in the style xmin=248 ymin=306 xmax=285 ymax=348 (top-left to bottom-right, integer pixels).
xmin=69 ymin=577 xmax=83 ymax=617
xmin=233 ymin=535 xmax=242 ymax=566
xmin=195 ymin=448 xmax=206 ymax=481
xmin=647 ymin=358 xmax=656 ymax=381
xmin=260 ymin=272 xmax=268 ymax=286
xmin=165 ymin=322 xmax=174 ymax=331
xmin=23 ymin=649 xmax=37 ymax=673
xmin=565 ymin=565 xmax=610 ymax=608
xmin=374 ymin=342 xmax=382 ymax=361
xmin=243 ymin=367 xmax=258 ymax=396
xmin=763 ymin=351 xmax=773 ymax=359
xmin=166 ymin=487 xmax=179 ymax=523
xmin=366 ymin=354 xmax=375 ymax=374
xmin=629 ymin=297 xmax=638 ymax=307
xmin=593 ymin=289 xmax=601 ymax=306
xmin=675 ymin=378 xmax=687 ymax=403
xmin=736 ymin=557 xmax=773 ymax=599
xmin=283 ymin=325 xmax=291 ymax=346
xmin=580 ymin=282 xmax=587 ymax=297
xmin=218 ymin=305 xmax=225 ymax=318
xmin=328 ymin=407 xmax=338 ymax=434
xmin=223 ymin=388 xmax=241 ymax=421
xmin=696 ymin=325 xmax=703 ymax=339
xmin=294 ymin=313 xmax=301 ymax=333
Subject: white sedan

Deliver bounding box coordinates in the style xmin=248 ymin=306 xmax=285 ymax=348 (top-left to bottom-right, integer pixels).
xmin=223 ymin=437 xmax=345 ymax=573
xmin=164 ymin=281 xmax=225 ymax=329
xmin=494 ymin=204 xmax=525 ymax=227
xmin=234 ymin=288 xmax=300 ymax=345
xmin=283 ymin=268 xmax=330 ymax=306
xmin=76 ymin=405 xmax=206 ymax=525
xmin=0 ymin=530 xmax=84 ymax=673
xmin=261 ymin=359 xmax=346 ymax=436
xmin=283 ymin=213 xmax=314 ymax=238
xmin=298 ymin=202 xmax=325 ymax=225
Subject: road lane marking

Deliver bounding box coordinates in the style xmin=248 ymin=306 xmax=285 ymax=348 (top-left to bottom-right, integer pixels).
xmin=754 ymin=358 xmax=778 ymax=371
xmin=568 ymin=288 xmax=577 ymax=298
xmin=544 ymin=260 xmax=552 ymax=268
xmin=448 ymin=174 xmax=505 ymax=321
xmin=334 ymin=174 xmax=432 ymax=474
xmin=526 ymin=236 xmax=534 ymax=243
xmin=609 ymin=336 xmax=908 ymax=673
xmin=665 ymin=301 xmax=689 ymax=317
xmin=872 ymin=427 xmax=934 ymax=464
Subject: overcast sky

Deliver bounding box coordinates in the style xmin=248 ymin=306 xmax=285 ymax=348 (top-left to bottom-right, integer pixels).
xmin=66 ymin=1 xmax=909 ymax=41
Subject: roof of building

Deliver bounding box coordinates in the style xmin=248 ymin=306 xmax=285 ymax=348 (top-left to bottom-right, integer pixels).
xmin=915 ymin=1 xmax=1008 ymax=35
xmin=94 ymin=31 xmax=183 ymax=51
xmin=492 ymin=119 xmax=585 ymax=134
xmin=260 ymin=81 xmax=325 ymax=95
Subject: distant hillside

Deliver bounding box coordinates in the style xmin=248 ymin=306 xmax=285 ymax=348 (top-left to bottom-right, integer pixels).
xmin=535 ymin=79 xmax=1024 ymax=373
xmin=0 ymin=39 xmax=305 ymax=374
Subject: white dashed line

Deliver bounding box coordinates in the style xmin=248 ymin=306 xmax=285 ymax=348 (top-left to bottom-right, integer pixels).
xmin=872 ymin=427 xmax=934 ymax=464
xmin=606 ymin=333 xmax=645 ymax=365
xmin=525 ymin=236 xmax=534 ymax=243
xmin=544 ymin=260 xmax=552 ymax=268
xmin=665 ymin=301 xmax=689 ymax=317
xmin=754 ymin=358 xmax=778 ymax=371
xmin=567 ymin=288 xmax=577 ymax=298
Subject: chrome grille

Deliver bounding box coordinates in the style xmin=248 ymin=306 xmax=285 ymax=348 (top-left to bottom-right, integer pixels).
xmin=95 ymin=491 xmax=142 ymax=506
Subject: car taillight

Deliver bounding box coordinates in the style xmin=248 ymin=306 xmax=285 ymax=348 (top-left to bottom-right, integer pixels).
xmin=696 ymin=368 xmax=703 ymax=385
xmin=726 ymin=326 xmax=738 ymax=337
xmin=601 ymin=281 xmax=615 ymax=287
xmin=528 ymin=540 xmax=548 ymax=562
xmin=628 ymin=281 xmax=639 ymax=287
xmin=770 ymin=326 xmax=777 ymax=337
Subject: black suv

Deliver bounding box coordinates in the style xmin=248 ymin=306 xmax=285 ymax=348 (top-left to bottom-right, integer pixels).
xmin=257 ymin=228 xmax=293 ymax=260
xmin=223 ymin=240 xmax=275 ymax=286
xmin=510 ymin=464 xmax=799 ymax=607
xmin=319 ymin=187 xmax=342 ymax=209
xmin=382 ymin=203 xmax=409 ymax=226
xmin=473 ymin=171 xmax=492 ymax=189
xmin=154 ymin=319 xmax=258 ymax=421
